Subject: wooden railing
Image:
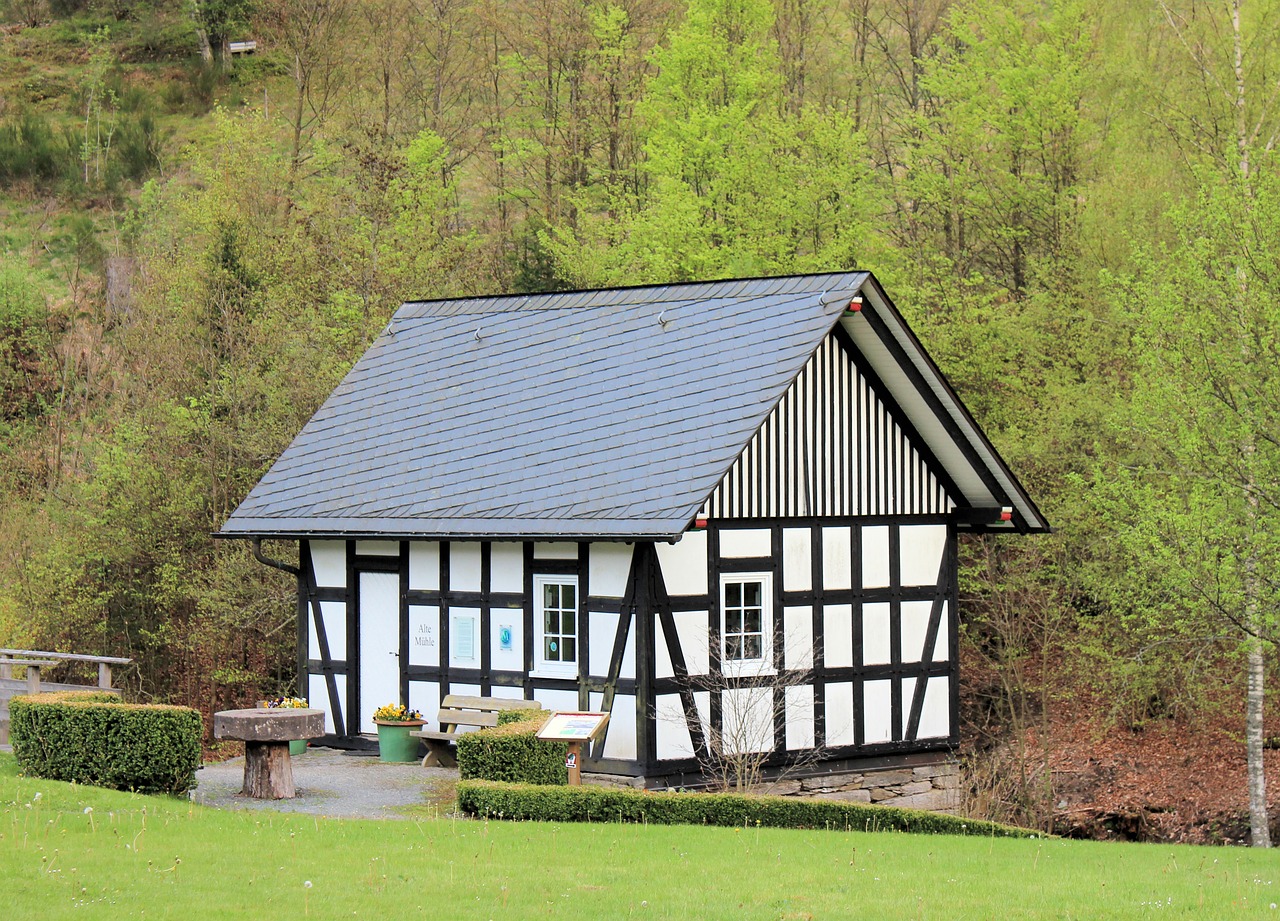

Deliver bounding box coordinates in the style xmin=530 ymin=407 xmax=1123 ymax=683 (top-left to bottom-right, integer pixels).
xmin=0 ymin=649 xmax=132 ymax=745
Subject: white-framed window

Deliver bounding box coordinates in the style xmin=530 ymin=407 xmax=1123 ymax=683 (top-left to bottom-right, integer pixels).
xmin=719 ymin=573 xmax=774 ymax=676
xmin=533 ymin=575 xmax=578 ymax=678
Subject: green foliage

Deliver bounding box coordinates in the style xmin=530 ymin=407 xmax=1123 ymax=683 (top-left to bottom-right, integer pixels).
xmin=549 ymin=0 xmax=875 ymax=284
xmin=117 ymin=7 xmax=200 ymax=63
xmin=456 ymin=715 xmax=568 ymax=785
xmin=0 ymin=259 xmax=55 ymax=423
xmin=9 ymin=691 xmax=202 ymax=794
xmin=457 ymin=779 xmax=1037 ymax=837
xmin=1090 ymin=161 xmax=1280 ymax=662
xmin=0 ymin=259 xmax=56 ymax=495
xmin=495 ymin=708 xmax=530 ymax=726
xmin=193 ymin=0 xmax=256 ymax=55
xmin=0 ymin=109 xmax=74 ymax=185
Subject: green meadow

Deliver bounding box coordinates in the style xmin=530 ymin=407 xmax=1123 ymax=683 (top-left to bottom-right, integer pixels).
xmin=1 ymin=756 xmax=1275 ymax=920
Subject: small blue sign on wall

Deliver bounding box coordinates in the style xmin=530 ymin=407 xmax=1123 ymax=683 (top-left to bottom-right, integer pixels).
xmin=499 ymin=625 xmax=513 ymax=651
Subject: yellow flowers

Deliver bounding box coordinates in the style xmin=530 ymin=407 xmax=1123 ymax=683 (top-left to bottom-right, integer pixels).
xmin=264 ymin=696 xmax=309 ymax=709
xmin=372 ymin=703 xmax=423 ymax=722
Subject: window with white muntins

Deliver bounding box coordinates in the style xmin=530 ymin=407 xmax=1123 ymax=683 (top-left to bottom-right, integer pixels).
xmin=720 ymin=573 xmax=773 ymax=676
xmin=534 ymin=575 xmax=578 ymax=677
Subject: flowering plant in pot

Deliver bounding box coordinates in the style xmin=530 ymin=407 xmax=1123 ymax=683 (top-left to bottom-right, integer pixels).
xmin=372 ymin=703 xmax=425 ymax=762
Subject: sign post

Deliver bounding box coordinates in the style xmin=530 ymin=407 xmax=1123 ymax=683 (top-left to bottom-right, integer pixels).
xmin=536 ymin=711 xmax=610 ymax=786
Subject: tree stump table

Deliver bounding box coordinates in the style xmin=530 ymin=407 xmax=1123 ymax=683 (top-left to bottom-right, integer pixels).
xmin=213 ymin=708 xmax=325 ymax=799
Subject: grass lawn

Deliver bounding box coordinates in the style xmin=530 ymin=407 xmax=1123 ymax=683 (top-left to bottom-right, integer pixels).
xmin=1 ymin=756 xmax=1276 ymax=919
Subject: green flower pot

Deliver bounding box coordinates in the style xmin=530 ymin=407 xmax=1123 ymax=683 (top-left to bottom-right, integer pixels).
xmin=375 ymin=721 xmax=425 ymax=762
xmin=289 ymin=739 xmax=308 ymax=756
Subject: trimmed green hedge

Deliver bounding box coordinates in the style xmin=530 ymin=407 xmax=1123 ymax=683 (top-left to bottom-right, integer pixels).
xmin=456 ymin=714 xmax=568 ymax=785
xmin=456 ymin=780 xmax=1038 ymax=837
xmin=10 ymin=691 xmax=202 ymax=795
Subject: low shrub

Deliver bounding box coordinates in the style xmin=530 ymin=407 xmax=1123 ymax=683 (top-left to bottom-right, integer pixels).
xmin=456 ymin=780 xmax=1038 ymax=837
xmin=10 ymin=691 xmax=202 ymax=795
xmin=456 ymin=714 xmax=567 ymax=786
xmin=0 ymin=110 xmax=73 ymax=184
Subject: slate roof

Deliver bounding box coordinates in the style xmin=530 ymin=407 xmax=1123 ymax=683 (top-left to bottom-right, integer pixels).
xmin=219 ymin=272 xmax=1047 ymax=541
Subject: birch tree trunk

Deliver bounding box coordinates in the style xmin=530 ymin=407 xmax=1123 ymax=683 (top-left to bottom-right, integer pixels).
xmin=1232 ymin=0 xmax=1270 ymax=847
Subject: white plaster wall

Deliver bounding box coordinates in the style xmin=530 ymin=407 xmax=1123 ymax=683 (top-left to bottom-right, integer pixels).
xmin=821 ymin=526 xmax=852 ymax=590
xmin=408 ymin=541 xmax=440 ymax=591
xmin=785 ymin=685 xmax=815 ymax=750
xmin=656 ymin=530 xmax=708 ymax=596
xmin=534 ymin=542 xmax=578 ymax=560
xmin=534 ymin=687 xmax=581 ymax=714
xmin=902 ymin=676 xmax=916 ymax=738
xmin=861 ymin=526 xmax=890 ymax=588
xmin=899 ymin=525 xmax=947 ymax=586
xmin=900 ymin=600 xmax=932 ymax=664
xmin=307 ymin=673 xmax=345 ymax=734
xmin=588 ymin=543 xmax=633 ymax=598
xmin=310 ymin=541 xmax=346 ymax=587
xmin=782 ymin=527 xmax=812 ymax=591
xmin=355 ymin=540 xmax=398 ymax=557
xmin=489 ymin=609 xmax=523 ymax=673
xmin=409 ymin=680 xmax=441 ymax=731
xmin=590 ymin=692 xmax=638 ymax=761
xmin=486 ymin=685 xmax=525 ymax=700
xmin=932 ymin=604 xmax=950 ymax=662
xmin=862 ymin=603 xmax=891 ymax=666
xmin=407 ymin=604 xmax=438 ymax=667
xmin=822 ymin=604 xmax=853 ymax=669
xmin=490 ymin=542 xmax=524 ymax=593
xmin=586 ymin=613 xmax=636 ymax=680
xmin=825 ymin=681 xmax=855 ymax=746
xmin=919 ymin=676 xmax=950 ymax=739
xmin=719 ymin=528 xmax=771 ymax=558
xmin=721 ymin=687 xmax=774 ymax=754
xmin=673 ymin=611 xmax=710 ymax=676
xmin=862 ymin=680 xmax=892 ymax=743
xmin=655 ymin=694 xmax=690 ymax=760
xmin=450 ymin=543 xmax=483 ymax=592
xmin=783 ymin=605 xmax=813 ymax=671
xmin=308 ymin=601 xmax=347 ymax=661
xmin=654 ymin=618 xmax=673 ymax=680
xmin=588 ymin=612 xmax=618 ymax=678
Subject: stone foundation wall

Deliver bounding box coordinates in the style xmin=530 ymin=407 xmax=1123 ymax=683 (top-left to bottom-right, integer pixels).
xmin=760 ymin=759 xmax=960 ymax=812
xmin=594 ymin=757 xmax=962 ymax=813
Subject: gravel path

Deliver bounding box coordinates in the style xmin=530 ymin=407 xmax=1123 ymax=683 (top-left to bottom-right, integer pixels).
xmin=193 ymin=747 xmax=457 ymax=820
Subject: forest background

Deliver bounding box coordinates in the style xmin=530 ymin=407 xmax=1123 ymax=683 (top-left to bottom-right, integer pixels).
xmin=0 ymin=0 xmax=1277 ymax=844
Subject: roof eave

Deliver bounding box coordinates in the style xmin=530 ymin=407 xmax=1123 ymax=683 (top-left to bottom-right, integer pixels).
xmin=853 ymin=275 xmax=1051 ymax=534
xmin=215 ymin=518 xmax=684 ymax=543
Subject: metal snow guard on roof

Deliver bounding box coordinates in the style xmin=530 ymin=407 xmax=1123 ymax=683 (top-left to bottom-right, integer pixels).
xmin=219 ymin=272 xmax=1047 ymax=541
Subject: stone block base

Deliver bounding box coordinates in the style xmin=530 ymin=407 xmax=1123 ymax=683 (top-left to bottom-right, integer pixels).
xmin=758 ymin=758 xmax=961 ymax=813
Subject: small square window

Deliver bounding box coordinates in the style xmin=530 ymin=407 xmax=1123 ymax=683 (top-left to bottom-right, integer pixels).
xmin=720 ymin=573 xmax=773 ymax=676
xmin=534 ymin=574 xmax=579 ymax=678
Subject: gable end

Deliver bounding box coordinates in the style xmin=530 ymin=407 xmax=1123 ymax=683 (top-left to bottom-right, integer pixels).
xmin=700 ymin=331 xmax=958 ymax=520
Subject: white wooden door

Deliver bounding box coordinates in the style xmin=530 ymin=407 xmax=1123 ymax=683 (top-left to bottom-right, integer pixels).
xmin=358 ymin=571 xmax=401 ymax=733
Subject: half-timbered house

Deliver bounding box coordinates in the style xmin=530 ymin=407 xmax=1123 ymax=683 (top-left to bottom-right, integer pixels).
xmin=219 ymin=272 xmax=1048 ymax=796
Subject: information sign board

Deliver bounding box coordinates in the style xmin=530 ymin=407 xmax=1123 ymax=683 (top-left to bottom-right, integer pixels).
xmin=536 ymin=711 xmax=610 ymax=742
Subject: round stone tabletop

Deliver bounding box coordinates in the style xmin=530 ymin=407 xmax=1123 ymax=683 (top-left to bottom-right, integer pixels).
xmin=213 ymin=708 xmax=325 ymax=743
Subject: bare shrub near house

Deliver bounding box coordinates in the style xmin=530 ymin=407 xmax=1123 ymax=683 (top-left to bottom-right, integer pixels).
xmin=662 ymin=627 xmax=826 ymax=793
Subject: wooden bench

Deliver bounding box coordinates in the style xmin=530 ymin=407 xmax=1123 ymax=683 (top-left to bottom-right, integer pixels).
xmin=411 ymin=695 xmax=543 ymax=767
xmin=0 ymin=649 xmax=132 ymax=744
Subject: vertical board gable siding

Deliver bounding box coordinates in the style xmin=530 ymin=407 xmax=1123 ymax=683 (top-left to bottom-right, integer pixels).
xmin=701 ymin=334 xmax=955 ymax=520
